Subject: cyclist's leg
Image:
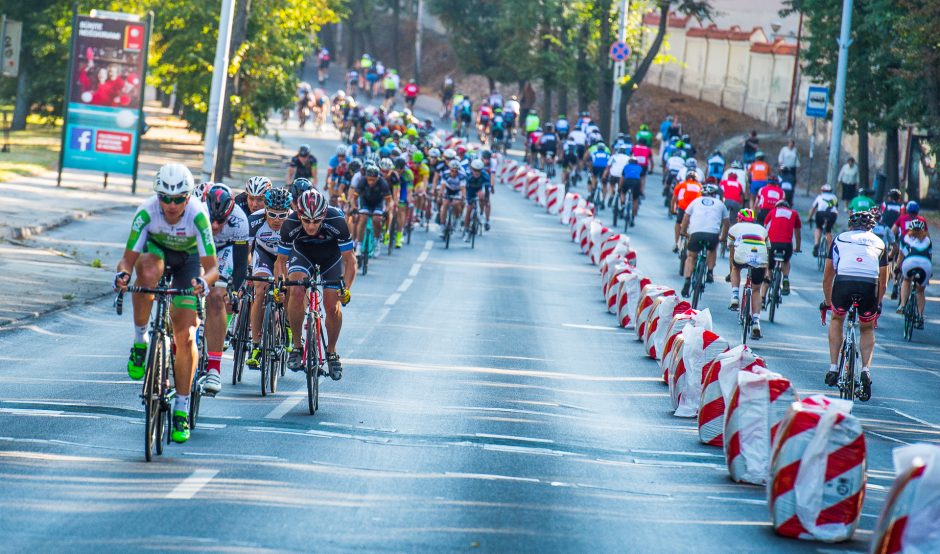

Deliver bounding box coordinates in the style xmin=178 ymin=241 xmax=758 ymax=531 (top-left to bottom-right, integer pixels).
xmin=285 ymin=248 xmax=313 ymax=352
xmin=827 ymin=312 xmax=845 ymax=366
xmin=132 ymin=247 xmax=166 ymax=330
xmin=750 ymin=267 xmax=766 ymax=315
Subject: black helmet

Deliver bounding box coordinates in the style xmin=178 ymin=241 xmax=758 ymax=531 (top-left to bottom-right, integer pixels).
xmin=348 ymin=159 xmax=363 ymax=174
xmin=298 ymin=144 xmax=311 ymax=156
xmin=205 ymin=184 xmax=235 ymax=223
xmin=264 ymin=187 xmax=292 ymax=211
xmin=393 ymin=156 xmax=408 ymax=170
xmin=289 ymin=177 xmax=312 ymax=199
xmin=775 ymin=199 xmax=791 ymax=209
xmin=848 ymin=210 xmax=878 ymax=230
xmin=365 ymin=164 xmax=379 ymax=178
xmin=887 ymin=188 xmax=902 ymax=200
xmin=702 ymin=183 xmax=720 ymax=197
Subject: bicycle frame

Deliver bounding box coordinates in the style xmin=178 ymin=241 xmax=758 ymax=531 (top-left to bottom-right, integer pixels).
xmin=740 ymin=268 xmax=754 ymax=345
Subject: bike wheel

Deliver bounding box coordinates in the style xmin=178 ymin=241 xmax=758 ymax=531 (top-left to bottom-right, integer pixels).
xmin=305 ymin=314 xmax=319 ymax=415
xmin=143 ymin=334 xmax=163 ymax=462
xmin=470 ymin=216 xmax=477 ymax=249
xmin=768 ymin=271 xmax=781 ymax=323
xmin=361 ymin=232 xmax=370 ymax=276
xmin=691 ymin=259 xmax=704 ymax=309
xmin=624 ymin=191 xmax=633 ymax=233
xmin=260 ymin=301 xmax=273 ymax=397
xmin=406 ymin=214 xmax=413 ymax=245
xmin=269 ymin=308 xmax=282 ymax=394
xmin=444 ymin=212 xmax=451 ymax=249
xmin=904 ymin=299 xmax=916 ymax=341
xmin=841 ymin=343 xmax=857 ymax=400
xmin=189 ymin=376 xmax=201 ymax=430
xmin=387 ymin=215 xmax=396 ymax=256
xmin=232 ymin=297 xmax=250 ymax=385
xmin=741 ymin=290 xmax=751 ymax=346
xmin=678 ymin=245 xmax=687 ymax=277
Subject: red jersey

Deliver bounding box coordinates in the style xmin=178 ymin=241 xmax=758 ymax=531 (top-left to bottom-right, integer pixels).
xmin=403 ymin=83 xmax=419 ymax=97
xmin=894 ymin=214 xmax=928 ymax=238
xmin=764 ymin=206 xmax=802 ymax=243
xmin=631 ymin=144 xmax=652 ymax=168
xmin=757 ymin=184 xmax=785 ymax=209
xmin=720 ymin=177 xmax=744 ymax=203
xmin=479 ymin=105 xmax=493 ymax=119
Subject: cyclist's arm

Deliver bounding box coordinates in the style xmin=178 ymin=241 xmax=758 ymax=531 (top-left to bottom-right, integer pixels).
xmin=115 ymin=250 xmax=141 ymax=286
xmin=679 ymin=213 xmax=690 ymax=237
xmin=287 ymin=165 xmax=296 ymax=184
xmin=822 ymin=260 xmax=836 ymax=306
xmin=719 ymin=219 xmax=729 ymax=243
xmin=877 ymin=265 xmax=888 ymax=303
xmin=275 ymin=254 xmax=289 ymax=280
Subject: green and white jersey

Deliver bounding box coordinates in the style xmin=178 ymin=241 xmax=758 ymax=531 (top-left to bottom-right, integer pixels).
xmin=126 ymin=196 xmax=216 ymax=257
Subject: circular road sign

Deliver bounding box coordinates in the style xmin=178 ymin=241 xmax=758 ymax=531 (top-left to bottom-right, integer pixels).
xmin=609 ymin=41 xmax=631 ymax=62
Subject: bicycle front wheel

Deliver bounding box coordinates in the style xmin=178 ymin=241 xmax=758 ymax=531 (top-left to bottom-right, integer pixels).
xmin=840 ymin=342 xmax=857 ymax=400
xmin=142 ymin=334 xmax=164 ymax=462
xmin=691 ymin=258 xmax=705 ymax=309
xmin=260 ymin=301 xmax=274 ymax=397
xmin=305 ymin=313 xmax=320 ymax=415
xmin=768 ymin=271 xmax=781 ymax=323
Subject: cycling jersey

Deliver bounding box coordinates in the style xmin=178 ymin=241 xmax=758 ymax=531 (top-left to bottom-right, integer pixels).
xmin=491 ymin=115 xmax=505 ymax=130
xmin=811 ymin=192 xmax=839 ymax=213
xmin=673 ymin=180 xmax=703 ymax=211
xmin=748 ymin=160 xmax=770 ymax=182
xmin=763 ymin=206 xmax=801 ymax=244
xmin=538 ymin=133 xmax=558 ymax=153
xmin=466 ymin=171 xmax=490 ymax=195
xmin=441 ymin=171 xmax=466 ymax=192
xmin=631 ymin=144 xmax=652 ymax=169
xmin=707 ymin=155 xmax=725 ymax=179
xmin=212 ymin=204 xmax=250 ymax=248
xmin=411 ymin=162 xmax=430 ymax=188
xmin=635 ymin=130 xmax=653 ymax=145
xmin=756 ymin=185 xmax=785 ymax=209
xmin=504 ymin=99 xmax=520 ymax=115
xmin=622 ymin=162 xmax=643 ymax=180
xmin=666 ymin=156 xmax=686 ymax=174
xmin=479 ymin=106 xmax=493 ymax=120
xmin=900 ymin=234 xmax=932 ymax=260
xmin=403 ymin=83 xmax=419 ymax=97
xmin=555 ymin=119 xmax=569 ymax=135
xmin=524 ymin=114 xmax=540 ymax=133
xmin=685 ymin=196 xmax=729 ymax=234
xmin=248 ymin=210 xmax=283 ymax=257
xmin=677 ymin=167 xmax=705 ymax=183
xmin=879 ymin=202 xmax=902 ymax=228
xmin=568 ymin=129 xmax=587 ymax=146
xmin=607 ymin=153 xmax=630 ymax=177
xmin=848 ymin=195 xmax=876 ymax=212
xmin=720 ymin=178 xmax=744 ymax=203
xmin=590 ymin=147 xmax=610 ymax=168
xmin=289 ymin=155 xmax=317 ymax=179
xmin=126 ymin=196 xmax=216 ymax=257
xmin=729 ymin=221 xmax=769 ymax=267
xmin=829 ymin=229 xmax=888 ymax=282
xmin=895 ymin=214 xmax=929 ymax=238
xmin=397 ymin=168 xmax=414 ymax=203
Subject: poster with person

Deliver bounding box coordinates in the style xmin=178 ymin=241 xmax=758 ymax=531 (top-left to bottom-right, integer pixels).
xmin=61 ymin=14 xmax=150 ymax=177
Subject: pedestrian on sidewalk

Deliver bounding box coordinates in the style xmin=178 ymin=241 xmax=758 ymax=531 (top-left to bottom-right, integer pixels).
xmin=778 ymin=139 xmax=800 ymax=203
xmin=743 ymin=130 xmax=760 ymax=164
xmin=658 ymin=115 xmax=673 ymax=161
xmin=838 ymin=157 xmax=859 ymax=209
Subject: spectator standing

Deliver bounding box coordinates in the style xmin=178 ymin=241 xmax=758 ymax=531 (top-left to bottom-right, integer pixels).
xmin=659 ymin=115 xmax=673 ymax=161
xmin=837 ymin=157 xmax=860 ymax=209
xmin=743 ymin=130 xmax=760 ymax=164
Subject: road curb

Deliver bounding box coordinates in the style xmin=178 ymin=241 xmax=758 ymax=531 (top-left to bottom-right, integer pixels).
xmin=10 ymin=203 xmax=133 ymax=241
xmin=0 ymin=288 xmax=114 ymax=335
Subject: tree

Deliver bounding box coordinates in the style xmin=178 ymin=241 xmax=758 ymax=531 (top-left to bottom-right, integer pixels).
xmin=617 ymin=0 xmax=715 ymax=134
xmin=427 ymin=0 xmax=510 ymax=90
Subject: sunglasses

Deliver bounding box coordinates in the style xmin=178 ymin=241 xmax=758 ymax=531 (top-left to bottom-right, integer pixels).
xmin=158 ymin=194 xmax=188 ymax=205
xmin=300 ymin=216 xmax=324 ymax=225
xmin=266 ymin=210 xmax=289 ymax=220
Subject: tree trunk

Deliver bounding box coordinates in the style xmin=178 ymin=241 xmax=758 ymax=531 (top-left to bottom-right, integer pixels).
xmin=391 ymin=0 xmax=400 ymax=69
xmin=558 ymin=87 xmax=568 ymax=121
xmin=11 ymin=66 xmax=29 ymax=131
xmin=542 ymin=80 xmax=552 ymax=120
xmin=486 ymin=76 xmax=495 ymax=92
xmin=344 ymin=20 xmax=355 ymax=67
xmin=885 ymin=126 xmax=900 ymax=196
xmin=857 ymin=122 xmax=869 ymax=191
xmin=596 ymin=0 xmax=612 ymax=138
xmin=214 ymin=0 xmax=251 ymax=181
xmin=619 ymin=2 xmax=669 ymax=133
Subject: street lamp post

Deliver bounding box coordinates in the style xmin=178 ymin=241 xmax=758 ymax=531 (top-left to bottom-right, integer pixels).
xmin=826 ymin=0 xmax=853 ymax=189
xmin=201 ymin=0 xmax=236 ymax=183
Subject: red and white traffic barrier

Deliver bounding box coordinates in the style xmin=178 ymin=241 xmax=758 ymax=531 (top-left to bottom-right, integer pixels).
xmin=697 ymin=345 xmax=765 ymax=446
xmin=604 ymin=263 xmax=633 ymax=313
xmin=663 ymin=331 xmax=686 ymax=388
xmin=561 ymin=192 xmax=583 ymax=225
xmin=525 ymin=171 xmax=541 ymax=199
xmin=643 ymin=295 xmax=692 ymax=360
xmin=870 ymin=444 xmax=940 ymax=553
xmin=670 ymin=328 xmax=728 ymax=418
xmin=660 ymin=309 xmax=710 ymax=384
xmin=615 ymin=273 xmax=650 ymax=329
xmin=724 ymin=367 xmax=797 ymax=485
xmin=569 ymin=208 xmax=592 ymax=242
xmin=579 ymin=219 xmax=599 ymax=254
xmin=589 ymin=225 xmax=617 ymax=266
xmin=511 ymin=166 xmax=528 ymax=192
xmin=768 ymin=395 xmax=866 ymax=542
xmin=545 ymin=184 xmax=562 ymax=214
xmin=634 ymin=285 xmax=674 ymax=341
xmin=599 ymin=234 xmax=629 ymax=268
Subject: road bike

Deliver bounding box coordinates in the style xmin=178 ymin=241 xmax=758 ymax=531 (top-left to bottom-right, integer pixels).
xmin=467 ymin=199 xmax=481 ymax=249
xmin=442 ymin=198 xmax=461 ymax=249
xmin=544 ymin=152 xmax=557 ymax=179
xmin=612 ymin=188 xmax=633 ymax=233
xmin=229 ymin=283 xmax=253 ymax=386
xmin=115 ymin=276 xmax=197 ymax=462
xmin=902 ymin=278 xmax=922 ymax=341
xmin=738 ymin=267 xmax=755 ymax=345
xmin=587 ymin=181 xmax=604 ymax=211
xmin=816 ymin=234 xmax=828 ymax=272
xmin=676 ymin=235 xmax=688 ymax=277
xmin=189 ymin=297 xmax=211 ymax=430
xmin=689 ymin=240 xmax=709 ymax=310
xmin=284 ymin=271 xmax=335 ymax=415
xmin=823 ymin=296 xmax=863 ymax=401
xmin=245 ymin=276 xmax=288 ymax=397
xmin=359 ymin=216 xmax=376 ymax=276
xmin=766 ymin=249 xmax=787 ymax=323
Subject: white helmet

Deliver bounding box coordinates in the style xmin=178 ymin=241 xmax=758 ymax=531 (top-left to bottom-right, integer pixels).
xmin=470 ymin=159 xmax=484 ymax=171
xmin=296 ymin=189 xmax=328 ymax=221
xmin=154 ymin=163 xmax=194 ymax=196
xmin=245 ymin=176 xmax=272 ymax=196
xmin=336 ymin=90 xmax=346 ymax=99
xmin=192 ymin=181 xmax=211 ymax=201
xmin=336 ymin=145 xmax=347 ymax=156
xmin=378 ymin=158 xmax=394 ymax=171
xmin=428 ymin=148 xmax=441 ymax=158
xmin=443 ymin=148 xmax=457 ymax=160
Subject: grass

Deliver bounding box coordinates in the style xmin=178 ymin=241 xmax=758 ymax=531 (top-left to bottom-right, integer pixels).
xmin=0 ymin=113 xmax=61 ymax=183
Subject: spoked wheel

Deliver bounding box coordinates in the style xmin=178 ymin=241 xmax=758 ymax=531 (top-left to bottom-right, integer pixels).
xmin=740 ymin=290 xmax=751 ymax=346
xmin=189 ymin=375 xmax=201 ymax=430
xmin=269 ymin=311 xmax=281 ymax=395
xmin=691 ymin=260 xmax=704 ymax=310
xmin=305 ymin=314 xmax=321 ymax=415
xmin=360 ymin=233 xmax=370 ymax=276
xmin=840 ymin=345 xmax=857 ymax=401
xmin=768 ymin=271 xmax=781 ymax=323
xmin=143 ymin=338 xmax=163 ymax=462
xmin=232 ymin=298 xmax=250 ymax=385
xmin=260 ymin=303 xmax=273 ymax=397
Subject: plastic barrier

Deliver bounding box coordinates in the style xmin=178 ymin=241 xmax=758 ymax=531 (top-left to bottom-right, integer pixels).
xmin=643 ymin=296 xmax=692 ymax=360
xmin=670 ymin=328 xmax=729 ymax=418
xmin=616 ymin=273 xmax=651 ymax=329
xmin=634 ymin=285 xmax=674 ymax=341
xmin=546 ymin=184 xmax=562 ymax=214
xmin=870 ymin=443 xmax=940 ymax=554
xmin=579 ymin=218 xmax=598 ymax=255
xmin=525 ymin=171 xmax=541 ymax=199
xmin=604 ymin=263 xmax=633 ymax=313
xmin=724 ymin=367 xmax=797 ymax=485
xmin=511 ymin=166 xmax=528 ymax=192
xmin=698 ymin=346 xmax=766 ymax=445
xmin=653 ymin=307 xmax=703 ymax=367
xmin=569 ymin=208 xmax=592 ymax=242
xmin=663 ymin=332 xmax=686 ymax=389
xmin=600 ymin=240 xmax=631 ymax=287
xmin=599 ymin=235 xmax=629 ymax=268
xmin=769 ymin=395 xmax=866 ymax=542
xmin=536 ymin=177 xmax=550 ymax=206
xmin=589 ymin=224 xmax=617 ymax=265
xmin=561 ymin=192 xmax=583 ymax=225
xmin=661 ymin=309 xmax=710 ymax=385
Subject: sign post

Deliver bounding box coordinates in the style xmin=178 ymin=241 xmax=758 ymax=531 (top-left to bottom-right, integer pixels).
xmin=57 ymin=11 xmax=150 ymax=192
xmin=0 ymin=16 xmax=22 ymax=78
xmin=805 ymin=85 xmax=829 ymax=195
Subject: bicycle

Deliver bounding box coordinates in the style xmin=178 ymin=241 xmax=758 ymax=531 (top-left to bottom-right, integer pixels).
xmin=612 ymin=188 xmax=633 ymax=232
xmin=738 ymin=267 xmax=755 ymax=345
xmin=822 ymin=296 xmax=863 ymax=401
xmin=189 ymin=297 xmax=211 ymax=430
xmin=404 ymin=203 xmax=415 ymax=245
xmin=229 ymin=283 xmax=253 ymax=386
xmin=468 ymin=199 xmax=481 ymax=249
xmin=115 ymin=276 xmax=198 ymax=462
xmin=689 ymin=240 xmax=709 ymax=310
xmin=442 ymin=199 xmax=460 ymax=249
xmin=387 ymin=207 xmax=399 ymax=256
xmin=245 ymin=276 xmax=289 ymax=397
xmin=359 ymin=216 xmax=376 ymax=276
xmin=676 ymin=235 xmax=688 ymax=277
xmin=284 ymin=271 xmax=336 ymax=415
xmin=902 ymin=279 xmax=921 ymax=341
xmin=766 ymin=249 xmax=787 ymax=323
xmin=816 ymin=234 xmax=828 ymax=272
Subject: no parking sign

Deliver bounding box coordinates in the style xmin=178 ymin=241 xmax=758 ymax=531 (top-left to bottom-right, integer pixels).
xmin=609 ymin=41 xmax=631 ymax=62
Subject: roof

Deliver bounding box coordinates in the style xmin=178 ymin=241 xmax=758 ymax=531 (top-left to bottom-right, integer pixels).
xmin=750 ymin=38 xmax=798 ymax=55
xmin=642 ymin=11 xmax=692 ymax=29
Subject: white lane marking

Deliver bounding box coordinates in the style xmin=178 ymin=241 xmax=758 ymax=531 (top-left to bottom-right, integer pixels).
xmin=561 ymin=323 xmax=621 ymax=332
xmin=397 ymin=278 xmax=414 ymax=293
xmin=891 ymin=408 xmax=940 ymax=430
xmin=408 ymin=263 xmax=421 ymax=277
xmin=424 ymin=240 xmax=433 ymax=250
xmin=867 ymin=430 xmax=910 ymax=446
xmin=474 ymin=433 xmax=554 ymax=444
xmin=629 ymin=449 xmax=725 ymax=459
xmin=385 ymin=293 xmax=401 ymax=306
xmin=416 ymin=251 xmax=430 ymax=263
xmin=264 ymin=397 xmax=303 ymax=419
xmin=376 ymin=307 xmax=390 ymax=323
xmin=165 ymin=469 xmax=219 ymax=499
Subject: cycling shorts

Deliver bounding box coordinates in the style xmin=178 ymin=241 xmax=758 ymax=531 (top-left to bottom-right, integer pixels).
xmin=144 ymin=240 xmax=201 ymax=311
xmin=688 ymin=232 xmax=720 ymax=253
xmin=591 ymin=166 xmax=607 ymax=178
xmin=286 ymin=244 xmax=344 ymax=290
xmin=768 ymin=243 xmax=794 ymax=271
xmin=564 ymin=152 xmax=579 ymax=167
xmin=621 ymin=178 xmax=641 ymax=196
xmin=750 ymin=180 xmax=767 ymax=196
xmin=733 ymin=263 xmax=766 ymax=285
xmin=675 ymin=207 xmax=686 ymax=224
xmin=358 ymin=197 xmax=385 ymax=215
xmin=443 ymin=188 xmax=462 ymax=200
xmin=384 ymin=89 xmax=396 ymax=99
xmin=251 ymin=248 xmax=276 ymax=277
xmin=466 ymin=187 xmax=482 ymax=203
xmin=541 ymin=147 xmax=557 ymax=158
xmin=902 ymin=257 xmax=932 ymax=285
xmin=815 ymin=212 xmax=837 ymax=232
xmin=831 ymin=277 xmax=879 ymax=323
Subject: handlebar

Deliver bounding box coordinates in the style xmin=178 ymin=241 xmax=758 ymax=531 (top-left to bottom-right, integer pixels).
xmin=114 ymin=286 xmax=197 ymax=316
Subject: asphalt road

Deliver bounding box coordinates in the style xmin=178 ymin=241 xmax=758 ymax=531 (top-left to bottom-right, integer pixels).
xmin=2 ymin=79 xmax=939 ymax=553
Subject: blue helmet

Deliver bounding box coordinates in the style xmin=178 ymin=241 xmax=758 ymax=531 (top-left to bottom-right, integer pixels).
xmin=264 ymin=187 xmax=292 ymax=210
xmin=906 ymin=201 xmax=920 ymax=215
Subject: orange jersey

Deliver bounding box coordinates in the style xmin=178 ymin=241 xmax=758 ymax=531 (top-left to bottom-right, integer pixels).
xmin=673 ymin=180 xmax=703 ymax=211
xmin=748 ymin=160 xmax=770 ymax=182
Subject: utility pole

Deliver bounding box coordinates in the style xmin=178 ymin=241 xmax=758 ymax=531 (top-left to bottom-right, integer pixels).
xmin=201 ymin=0 xmax=236 ymax=183
xmin=609 ymin=0 xmax=629 ymax=137
xmin=415 ymin=0 xmax=424 ymax=83
xmin=825 ymin=0 xmax=853 ymax=189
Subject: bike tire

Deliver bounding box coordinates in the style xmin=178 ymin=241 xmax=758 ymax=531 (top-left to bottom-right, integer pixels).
xmin=904 ymin=297 xmax=916 ymax=341
xmin=691 ymin=258 xmax=705 ymax=310
xmin=305 ymin=314 xmax=319 ymax=415
xmin=143 ymin=334 xmax=163 ymax=462
xmin=360 ymin=232 xmax=370 ymax=276
xmin=444 ymin=212 xmax=451 ymax=249
xmin=387 ymin=216 xmax=396 ymax=256
xmin=817 ymin=237 xmax=827 ymax=272
xmin=678 ymin=245 xmax=687 ymax=277
xmin=269 ymin=308 xmax=281 ymax=394
xmin=260 ymin=301 xmax=273 ymax=397
xmin=768 ymin=271 xmax=781 ymax=323
xmin=842 ymin=342 xmax=857 ymax=401
xmin=232 ymin=296 xmax=250 ymax=385
xmin=190 ymin=377 xmax=201 ymax=430
xmin=470 ymin=217 xmax=477 ymax=249
xmin=624 ymin=191 xmax=633 ymax=233
xmin=741 ymin=290 xmax=751 ymax=346
xmin=406 ymin=215 xmax=413 ymax=245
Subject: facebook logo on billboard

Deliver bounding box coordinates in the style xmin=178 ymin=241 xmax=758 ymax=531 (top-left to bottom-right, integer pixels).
xmin=69 ymin=127 xmax=94 ymax=152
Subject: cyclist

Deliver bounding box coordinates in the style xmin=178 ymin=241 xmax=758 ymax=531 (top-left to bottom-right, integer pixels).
xmin=893 ymin=201 xmax=929 ymax=239
xmin=504 ymin=95 xmax=520 ymax=138
xmin=755 ymin=176 xmax=785 ymax=223
xmin=631 ymin=137 xmax=653 ymax=188
xmin=392 ymin=156 xmax=414 ymax=248
xmin=288 ymin=144 xmax=318 ymax=187
xmin=707 ymin=150 xmax=725 ymax=182
xmin=664 ymin=148 xmax=687 ymax=195
xmin=877 ymin=188 xmax=904 ymax=248
xmin=763 ymin=199 xmax=802 ymax=296
xmin=235 ymin=176 xmax=272 ymax=216
xmin=561 ymin=136 xmax=580 ymax=187
xmin=538 ymin=123 xmax=559 ymax=171
xmin=456 ymin=95 xmax=473 ymax=136
xmin=605 ymin=144 xmax=631 ymax=204
xmin=350 ymin=164 xmax=393 ymax=254
xmin=488 ymin=89 xmax=504 ymax=110
xmin=848 ymin=188 xmax=876 ymax=215
xmin=403 ymin=79 xmax=419 ymax=110
xmin=555 ymin=114 xmax=570 ymax=140
xmin=727 ymin=208 xmax=768 ymax=339
xmin=524 ymin=110 xmax=540 ymax=138
xmin=619 ymin=157 xmax=643 ymax=224
xmin=679 ymin=183 xmax=729 ymax=297
xmin=490 ymin=108 xmax=506 ymax=148
xmin=747 ymin=151 xmax=771 ymax=206
xmin=114 ymin=163 xmax=219 ymax=444
xmin=672 ymin=171 xmax=703 ymax=253
xmin=326 ymin=145 xmax=349 ymax=206
xmin=279 ymin=189 xmax=355 ymax=379
xmin=480 ymin=150 xmax=495 ymax=230
xmin=464 ymin=159 xmax=489 ymax=241
xmin=809 ymin=184 xmax=839 ymax=257
xmin=526 ymin=126 xmax=543 ymax=166
xmin=477 ymin=101 xmax=493 ymax=143
xmin=410 ymin=152 xmax=431 ymax=226
xmin=203 ymin=184 xmax=249 ymax=393
xmin=245 ymin=187 xmax=292 ymax=369
xmin=822 ymin=209 xmax=887 ymax=401
xmin=635 ymin=124 xmax=653 ymax=148
xmin=719 ymin=170 xmax=745 ymax=224
xmin=676 ymin=158 xmax=703 ymax=183
xmin=895 ymin=220 xmax=931 ymax=328
xmin=440 ymin=76 xmax=455 ymax=119
xmin=587 ymin=140 xmax=611 ymax=208
xmin=381 ymin=71 xmax=398 ymax=110
xmin=439 ymin=160 xmax=466 ymax=234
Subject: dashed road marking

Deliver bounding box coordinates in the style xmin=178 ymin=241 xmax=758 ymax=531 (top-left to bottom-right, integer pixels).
xmin=264 ymin=397 xmax=303 ymax=419
xmin=417 ymin=251 xmax=430 ymax=263
xmin=385 ymin=293 xmax=401 ymax=306
xmin=561 ymin=323 xmax=621 ymax=331
xmin=165 ymin=469 xmax=218 ymax=499
xmin=408 ymin=263 xmax=421 ymax=277
xmin=397 ymin=278 xmax=414 ymax=293
xmin=376 ymin=307 xmax=390 ymax=323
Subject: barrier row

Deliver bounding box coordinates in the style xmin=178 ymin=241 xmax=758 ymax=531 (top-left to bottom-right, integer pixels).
xmin=496 ymin=154 xmax=940 ymax=550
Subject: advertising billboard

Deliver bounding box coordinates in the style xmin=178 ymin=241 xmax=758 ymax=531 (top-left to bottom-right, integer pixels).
xmin=60 ymin=14 xmax=149 ymax=176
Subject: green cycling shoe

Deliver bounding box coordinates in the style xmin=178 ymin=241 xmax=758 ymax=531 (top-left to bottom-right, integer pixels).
xmin=246 ymin=346 xmax=262 ymax=369
xmin=127 ymin=343 xmax=147 ymax=380
xmin=171 ymin=410 xmax=190 ymax=443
